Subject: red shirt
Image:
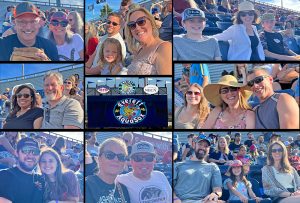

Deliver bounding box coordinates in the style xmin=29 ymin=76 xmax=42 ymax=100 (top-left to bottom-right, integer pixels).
xmin=85 ymin=37 xmax=99 ymax=61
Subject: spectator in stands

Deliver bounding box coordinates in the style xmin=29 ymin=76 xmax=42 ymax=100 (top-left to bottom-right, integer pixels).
xmin=122 ymin=132 xmax=133 ymax=155
xmin=236 ymin=145 xmax=250 ymax=161
xmin=229 ymin=133 xmax=243 ymax=154
xmin=67 ymin=11 xmax=83 ymax=38
xmin=84 ymin=22 xmax=99 ymax=61
xmin=175 ymin=83 xmax=210 ymax=129
xmin=233 ymin=64 xmax=248 ymax=85
xmin=0 ymin=132 xmax=19 ymax=168
xmin=41 ymin=71 xmax=83 ymax=129
xmin=249 ymin=144 xmax=259 ymax=164
xmin=173 ymin=0 xmax=200 ymax=24
xmin=262 ymin=141 xmax=300 ymax=203
xmin=85 ymin=148 xmax=98 ymax=177
xmin=173 ymin=135 xmax=222 ymax=202
xmin=173 ymin=8 xmax=222 ymax=61
xmin=63 ymin=75 xmax=83 ymax=108
xmin=0 ymin=2 xmax=59 ymax=61
xmin=260 ymin=13 xmax=300 ymax=61
xmin=174 ymin=65 xmax=191 ymax=95
xmin=218 ymin=0 xmax=232 ymax=14
xmin=190 ymin=64 xmax=211 ymax=88
xmin=86 ymin=132 xmax=98 ymax=156
xmin=257 ymin=135 xmax=267 ymax=153
xmin=39 ymin=148 xmax=80 ymax=202
xmin=269 ymin=133 xmax=281 ymax=144
xmin=3 ymin=84 xmax=43 ymax=129
xmin=246 ymin=67 xmax=299 ymax=129
xmin=202 ymin=75 xmax=255 ymax=129
xmin=116 ymin=141 xmax=172 ymax=202
xmin=48 ymin=11 xmax=84 ymax=61
xmin=159 ymin=0 xmax=172 ymax=41
xmin=244 ymin=132 xmax=255 ymax=148
xmin=75 ymin=151 xmax=84 ymax=201
xmin=205 ymin=0 xmax=223 ymax=14
xmin=125 ymin=7 xmax=172 ymax=75
xmin=273 ymin=63 xmax=299 ymax=91
xmin=86 ymin=138 xmax=130 ymax=202
xmin=181 ymin=133 xmax=196 ymax=160
xmin=209 ymin=136 xmax=233 ymax=165
xmin=0 ymin=137 xmax=43 ymax=203
xmin=213 ymin=1 xmax=265 ymax=61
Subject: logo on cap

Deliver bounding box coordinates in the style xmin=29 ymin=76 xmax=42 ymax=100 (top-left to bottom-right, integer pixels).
xmin=137 ymin=143 xmax=151 ymax=151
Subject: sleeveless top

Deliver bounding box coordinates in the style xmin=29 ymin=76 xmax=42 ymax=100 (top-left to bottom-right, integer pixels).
xmin=174 ymin=106 xmax=199 ymax=129
xmin=100 ymin=62 xmax=123 ymax=75
xmin=255 ymin=93 xmax=280 ymax=129
xmin=213 ymin=110 xmax=247 ymax=129
xmin=127 ymin=41 xmax=167 ymax=75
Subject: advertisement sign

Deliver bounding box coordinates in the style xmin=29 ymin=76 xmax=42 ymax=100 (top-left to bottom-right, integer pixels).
xmin=118 ymin=81 xmax=136 ymax=94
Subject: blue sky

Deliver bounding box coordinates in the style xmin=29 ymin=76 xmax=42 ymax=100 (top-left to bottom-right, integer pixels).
xmin=86 ymin=0 xmax=123 ymax=21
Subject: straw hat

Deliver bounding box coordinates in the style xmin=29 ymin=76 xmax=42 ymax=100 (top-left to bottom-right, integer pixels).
xmin=203 ymin=75 xmax=252 ymax=107
xmin=238 ymin=1 xmax=255 ymax=11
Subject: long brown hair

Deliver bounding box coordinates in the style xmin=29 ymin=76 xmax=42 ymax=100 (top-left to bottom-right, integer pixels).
xmin=228 ymin=166 xmax=251 ymax=188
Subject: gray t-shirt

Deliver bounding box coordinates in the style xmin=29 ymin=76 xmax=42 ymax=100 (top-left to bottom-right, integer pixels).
xmin=173 ymin=34 xmax=221 ymax=61
xmin=42 ymin=96 xmax=83 ymax=129
xmin=174 ymin=160 xmax=222 ymax=201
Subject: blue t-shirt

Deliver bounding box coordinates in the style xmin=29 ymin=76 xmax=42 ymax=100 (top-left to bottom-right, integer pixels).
xmin=0 ymin=34 xmax=59 ymax=61
xmin=295 ymin=79 xmax=299 ymax=97
xmin=190 ymin=64 xmax=211 ymax=86
xmin=224 ymin=178 xmax=251 ymax=200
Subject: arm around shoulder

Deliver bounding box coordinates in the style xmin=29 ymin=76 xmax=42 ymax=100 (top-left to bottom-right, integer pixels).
xmin=201 ymin=106 xmax=221 ymax=129
xmin=155 ymin=41 xmax=172 ymax=75
xmin=277 ymin=93 xmax=299 ymax=129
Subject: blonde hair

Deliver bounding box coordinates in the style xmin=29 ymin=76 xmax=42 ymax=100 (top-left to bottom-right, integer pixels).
xmin=221 ymin=0 xmax=231 ymax=10
xmin=85 ymin=22 xmax=98 ymax=47
xmin=125 ymin=7 xmax=159 ymax=53
xmin=216 ymin=137 xmax=230 ymax=154
xmin=187 ymin=0 xmax=199 ymax=8
xmin=98 ymin=137 xmax=128 ymax=156
xmin=68 ymin=11 xmax=84 ymax=37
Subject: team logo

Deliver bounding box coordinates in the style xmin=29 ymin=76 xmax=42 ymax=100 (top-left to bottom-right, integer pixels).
xmin=118 ymin=81 xmax=136 ymax=94
xmin=139 ymin=186 xmax=167 ymax=203
xmin=143 ymin=85 xmax=158 ymax=95
xmin=96 ymin=85 xmax=110 ymax=94
xmin=113 ymin=98 xmax=147 ymax=124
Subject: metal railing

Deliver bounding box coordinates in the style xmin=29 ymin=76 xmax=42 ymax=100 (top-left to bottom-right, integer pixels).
xmin=250 ymin=0 xmax=300 ymax=14
xmin=0 ymin=0 xmax=83 ymax=9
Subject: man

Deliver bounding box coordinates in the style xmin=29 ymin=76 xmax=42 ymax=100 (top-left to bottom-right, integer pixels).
xmin=247 ymin=67 xmax=299 ymax=129
xmin=0 ymin=137 xmax=43 ymax=203
xmin=259 ymin=13 xmax=300 ymax=61
xmin=244 ymin=132 xmax=255 ymax=148
xmin=122 ymin=132 xmax=133 ymax=155
xmin=41 ymin=71 xmax=83 ymax=129
xmin=256 ymin=135 xmax=267 ymax=153
xmin=159 ymin=0 xmax=172 ymax=41
xmin=116 ymin=141 xmax=172 ymax=203
xmin=190 ymin=64 xmax=211 ymax=88
xmin=86 ymin=12 xmax=126 ymax=68
xmin=181 ymin=133 xmax=196 ymax=161
xmin=0 ymin=2 xmax=58 ymax=61
xmin=229 ymin=133 xmax=242 ymax=154
xmin=86 ymin=132 xmax=98 ymax=156
xmin=173 ymin=135 xmax=222 ymax=203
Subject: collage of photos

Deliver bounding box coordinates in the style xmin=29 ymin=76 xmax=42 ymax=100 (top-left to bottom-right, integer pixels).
xmin=0 ymin=0 xmax=299 ymax=203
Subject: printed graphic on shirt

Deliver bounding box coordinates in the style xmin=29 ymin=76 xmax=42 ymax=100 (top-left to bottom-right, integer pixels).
xmin=139 ymin=185 xmax=167 ymax=203
xmin=96 ymin=189 xmax=125 ymax=203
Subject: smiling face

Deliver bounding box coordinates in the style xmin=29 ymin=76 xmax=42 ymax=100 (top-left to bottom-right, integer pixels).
xmin=39 ymin=152 xmax=58 ymax=175
xmin=17 ymin=147 xmax=39 ymax=172
xmin=262 ymin=20 xmax=275 ymax=31
xmin=195 ymin=140 xmax=210 ymax=160
xmin=15 ymin=14 xmax=40 ymax=46
xmin=240 ymin=10 xmax=255 ymax=25
xmin=103 ymin=43 xmax=118 ymax=63
xmin=129 ymin=11 xmax=153 ymax=44
xmin=232 ymin=166 xmax=242 ymax=176
xmin=185 ymin=85 xmax=201 ymax=106
xmin=219 ymin=85 xmax=240 ymax=106
xmin=63 ymin=79 xmax=73 ymax=90
xmin=16 ymin=87 xmax=33 ymax=109
xmin=182 ymin=17 xmax=206 ymax=35
xmin=106 ymin=15 xmax=121 ymax=36
xmin=130 ymin=152 xmax=155 ymax=180
xmin=49 ymin=19 xmax=68 ymax=38
xmin=67 ymin=13 xmax=75 ymax=27
xmin=44 ymin=76 xmax=63 ymax=101
xmin=271 ymin=144 xmax=283 ymax=162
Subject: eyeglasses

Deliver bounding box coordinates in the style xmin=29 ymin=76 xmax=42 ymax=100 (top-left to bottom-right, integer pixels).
xmin=16 ymin=19 xmax=40 ymax=26
xmin=219 ymin=86 xmax=239 ymax=94
xmin=127 ymin=16 xmax=148 ymax=30
xmin=247 ymin=75 xmax=269 ymax=87
xmin=21 ymin=147 xmax=40 ymax=155
xmin=45 ymin=107 xmax=50 ymax=123
xmin=16 ymin=93 xmax=32 ymax=99
xmin=131 ymin=154 xmax=155 ymax=162
xmin=107 ymin=20 xmax=119 ymax=26
xmin=186 ymin=91 xmax=201 ymax=96
xmin=102 ymin=151 xmax=126 ymax=162
xmin=50 ymin=20 xmax=68 ymax=27
xmin=64 ymin=81 xmax=72 ymax=85
xmin=271 ymin=148 xmax=283 ymax=153
xmin=240 ymin=11 xmax=255 ymax=17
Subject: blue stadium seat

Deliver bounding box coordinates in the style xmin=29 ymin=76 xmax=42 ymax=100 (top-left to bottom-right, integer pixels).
xmin=216 ymin=21 xmax=233 ymax=31
xmin=248 ymin=177 xmax=262 ymax=197
xmin=216 ymin=14 xmax=232 ymax=22
xmin=218 ymin=41 xmax=229 ymax=61
xmin=205 ymin=12 xmax=219 ymax=22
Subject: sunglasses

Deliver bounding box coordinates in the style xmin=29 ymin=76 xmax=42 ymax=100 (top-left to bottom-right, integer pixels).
xmin=240 ymin=11 xmax=255 ymax=17
xmin=219 ymin=86 xmax=239 ymax=94
xmin=50 ymin=20 xmax=68 ymax=27
xmin=127 ymin=16 xmax=148 ymax=30
xmin=131 ymin=154 xmax=155 ymax=162
xmin=68 ymin=19 xmax=73 ymax=22
xmin=186 ymin=91 xmax=201 ymax=96
xmin=16 ymin=93 xmax=32 ymax=99
xmin=271 ymin=148 xmax=283 ymax=153
xmin=64 ymin=81 xmax=72 ymax=85
xmin=107 ymin=20 xmax=119 ymax=26
xmin=247 ymin=75 xmax=269 ymax=87
xmin=21 ymin=147 xmax=40 ymax=155
xmin=102 ymin=151 xmax=126 ymax=162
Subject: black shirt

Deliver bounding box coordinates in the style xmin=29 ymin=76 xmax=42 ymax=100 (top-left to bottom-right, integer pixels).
xmin=209 ymin=151 xmax=234 ymax=165
xmin=244 ymin=139 xmax=254 ymax=148
xmin=264 ymin=31 xmax=287 ymax=55
xmin=229 ymin=143 xmax=242 ymax=153
xmin=249 ymin=35 xmax=261 ymax=61
xmin=0 ymin=34 xmax=59 ymax=61
xmin=0 ymin=167 xmax=43 ymax=203
xmin=86 ymin=175 xmax=130 ymax=203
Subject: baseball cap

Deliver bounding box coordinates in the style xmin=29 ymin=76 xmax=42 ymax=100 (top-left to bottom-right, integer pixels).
xmin=182 ymin=8 xmax=206 ymax=21
xmin=130 ymin=141 xmax=156 ymax=157
xmin=14 ymin=2 xmax=39 ymax=18
xmin=17 ymin=137 xmax=39 ymax=152
xmin=50 ymin=11 xmax=68 ymax=22
xmin=195 ymin=134 xmax=211 ymax=146
xmin=261 ymin=13 xmax=275 ymax=21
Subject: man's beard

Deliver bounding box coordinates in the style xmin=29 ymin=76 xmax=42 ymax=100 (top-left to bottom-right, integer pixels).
xmin=195 ymin=149 xmax=207 ymax=160
xmin=45 ymin=92 xmax=56 ymax=101
xmin=19 ymin=160 xmax=37 ymax=172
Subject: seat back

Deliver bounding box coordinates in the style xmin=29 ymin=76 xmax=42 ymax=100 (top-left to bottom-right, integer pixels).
xmin=218 ymin=41 xmax=229 ymax=61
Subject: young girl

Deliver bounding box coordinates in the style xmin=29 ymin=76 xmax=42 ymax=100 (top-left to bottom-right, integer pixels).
xmin=85 ymin=38 xmax=123 ymax=75
xmin=224 ymin=160 xmax=263 ymax=203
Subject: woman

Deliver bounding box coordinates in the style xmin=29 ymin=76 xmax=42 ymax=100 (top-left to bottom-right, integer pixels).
xmin=86 ymin=138 xmax=130 ymax=202
xmin=202 ymin=75 xmax=255 ymax=129
xmin=39 ymin=148 xmax=80 ymax=203
xmin=262 ymin=141 xmax=300 ymax=203
xmin=48 ymin=11 xmax=84 ymax=61
xmin=0 ymin=132 xmax=19 ymax=168
xmin=218 ymin=0 xmax=232 ymax=14
xmin=233 ymin=64 xmax=248 ymax=85
xmin=85 ymin=22 xmax=99 ymax=61
xmin=213 ymin=1 xmax=265 ymax=60
xmin=67 ymin=11 xmax=84 ymax=37
xmin=175 ymin=83 xmax=210 ymax=129
xmin=125 ymin=7 xmax=172 ymax=75
xmin=209 ymin=136 xmax=233 ymax=165
xmin=3 ymin=85 xmax=43 ymax=129
xmin=63 ymin=76 xmax=83 ymax=108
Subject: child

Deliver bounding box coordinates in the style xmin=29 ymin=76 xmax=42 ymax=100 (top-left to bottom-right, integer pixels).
xmin=85 ymin=38 xmax=123 ymax=75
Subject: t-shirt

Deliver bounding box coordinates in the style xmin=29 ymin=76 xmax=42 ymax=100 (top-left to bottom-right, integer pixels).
xmin=116 ymin=171 xmax=172 ymax=203
xmin=190 ymin=64 xmax=211 ymax=86
xmin=244 ymin=139 xmax=254 ymax=148
xmin=229 ymin=143 xmax=242 ymax=153
xmin=3 ymin=107 xmax=43 ymax=129
xmin=159 ymin=14 xmax=172 ymax=41
xmin=174 ymin=160 xmax=222 ymax=201
xmin=173 ymin=34 xmax=221 ymax=61
xmin=56 ymin=33 xmax=84 ymax=61
xmin=86 ymin=175 xmax=130 ymax=203
xmin=0 ymin=34 xmax=59 ymax=61
xmin=209 ymin=151 xmax=234 ymax=165
xmin=0 ymin=167 xmax=43 ymax=203
xmin=223 ymin=178 xmax=251 ymax=200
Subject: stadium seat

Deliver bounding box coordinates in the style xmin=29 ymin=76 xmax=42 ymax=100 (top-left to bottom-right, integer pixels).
xmin=205 ymin=12 xmax=219 ymax=22
xmin=203 ymin=27 xmax=223 ymax=35
xmin=216 ymin=21 xmax=233 ymax=31
xmin=218 ymin=41 xmax=229 ymax=61
xmin=286 ymin=37 xmax=300 ymax=54
xmin=248 ymin=177 xmax=262 ymax=197
xmin=216 ymin=14 xmax=232 ymax=22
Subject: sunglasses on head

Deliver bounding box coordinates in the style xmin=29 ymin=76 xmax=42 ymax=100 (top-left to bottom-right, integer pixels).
xmin=21 ymin=147 xmax=40 ymax=155
xmin=127 ymin=16 xmax=147 ymax=30
xmin=271 ymin=148 xmax=283 ymax=153
xmin=186 ymin=91 xmax=201 ymax=96
xmin=107 ymin=20 xmax=119 ymax=26
xmin=16 ymin=93 xmax=32 ymax=99
xmin=131 ymin=154 xmax=155 ymax=162
xmin=240 ymin=11 xmax=255 ymax=17
xmin=247 ymin=75 xmax=269 ymax=87
xmin=50 ymin=20 xmax=68 ymax=27
xmin=102 ymin=151 xmax=126 ymax=162
xmin=219 ymin=86 xmax=239 ymax=94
